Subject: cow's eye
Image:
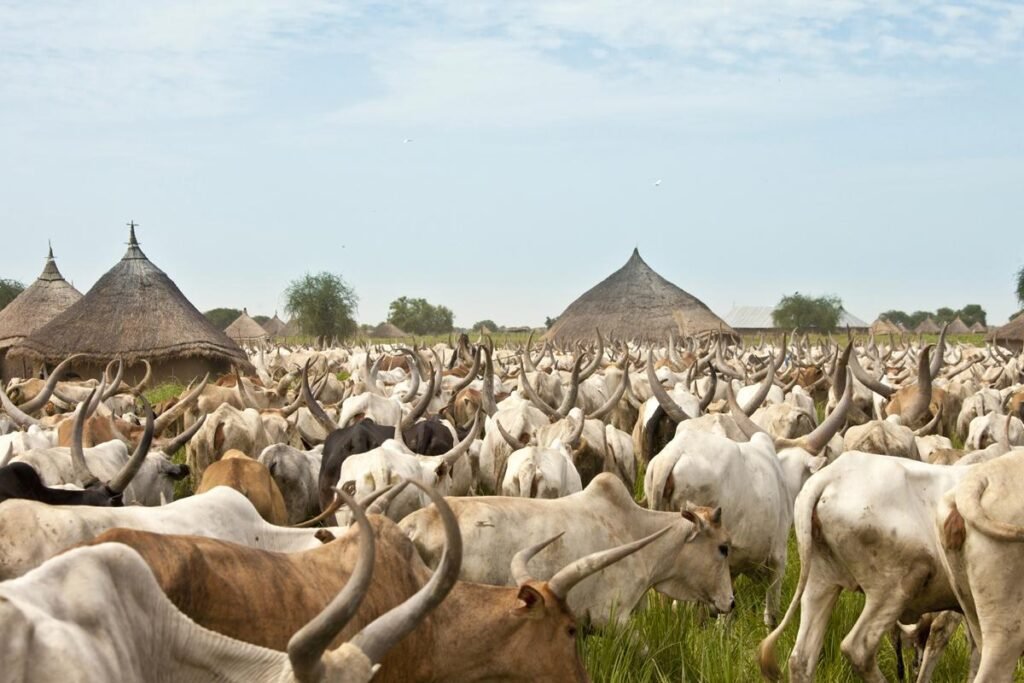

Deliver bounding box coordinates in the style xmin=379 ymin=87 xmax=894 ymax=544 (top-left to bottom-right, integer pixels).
xmin=719 ymin=544 xmax=729 ymax=557
xmin=567 ymin=626 xmax=578 ymax=638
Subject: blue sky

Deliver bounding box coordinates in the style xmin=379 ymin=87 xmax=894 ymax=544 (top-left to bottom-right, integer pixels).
xmin=2 ymin=1 xmax=1022 ymax=327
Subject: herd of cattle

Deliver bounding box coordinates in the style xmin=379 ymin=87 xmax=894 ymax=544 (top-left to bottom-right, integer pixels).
xmin=1 ymin=327 xmax=1024 ymax=681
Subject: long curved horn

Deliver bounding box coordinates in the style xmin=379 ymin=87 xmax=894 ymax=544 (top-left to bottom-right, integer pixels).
xmin=646 ymin=351 xmax=692 ymax=423
xmin=101 ymin=359 xmax=125 ymax=400
xmin=565 ymin=412 xmax=585 ymax=449
xmin=106 ymin=396 xmax=155 ymax=494
xmin=512 ymin=532 xmax=564 ymax=586
xmin=517 ymin=357 xmax=559 ymax=418
xmin=697 ymin=365 xmax=718 ymax=413
xmin=69 ymin=388 xmax=100 ymax=486
xmin=129 ymin=360 xmax=152 ymax=394
xmin=586 ymin=367 xmax=630 ymax=420
xmin=234 ymin=367 xmax=258 ymax=409
xmin=440 ymin=412 xmax=482 ymax=465
xmin=449 ymin=346 xmax=482 ymax=394
xmin=554 ymin=356 xmax=584 ymax=418
xmin=913 ymin=402 xmax=943 ymax=437
xmin=849 ymin=348 xmax=895 ymax=399
xmin=903 ymin=346 xmax=933 ymax=427
xmin=397 ymin=350 xmax=421 ymax=405
xmin=832 ymin=343 xmax=852 ymax=399
xmin=1 ymin=383 xmax=42 ymax=428
xmin=287 ymin=487 xmax=375 ymax=682
xmin=726 ymin=382 xmax=768 ymax=441
xmin=494 ymin=418 xmax=528 ymax=450
xmin=547 ymin=525 xmax=672 ymax=600
xmin=400 ymin=359 xmax=437 ymax=431
xmin=739 ymin=335 xmax=785 ymax=416
xmin=523 ymin=331 xmax=538 ymax=372
xmin=349 ymin=480 xmax=462 ymax=664
xmin=480 ymin=346 xmax=498 ymax=417
xmin=301 ymin=360 xmax=337 ymax=434
xmin=159 ymin=413 xmax=206 ymax=456
xmin=366 ymin=481 xmax=410 ymax=516
xmin=798 ymin=370 xmax=853 ymax=454
xmin=15 ymin=353 xmax=84 ymax=413
xmin=930 ymin=323 xmax=948 ymax=379
xmin=578 ymin=329 xmax=604 ymax=381
xmin=153 ymin=374 xmax=209 ymax=437
xmin=86 ymin=378 xmax=107 ymax=416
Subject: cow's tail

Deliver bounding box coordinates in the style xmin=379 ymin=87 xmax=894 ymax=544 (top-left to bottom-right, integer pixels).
xmin=757 ymin=469 xmax=830 ymax=681
xmin=956 ymin=473 xmax=1024 ymax=541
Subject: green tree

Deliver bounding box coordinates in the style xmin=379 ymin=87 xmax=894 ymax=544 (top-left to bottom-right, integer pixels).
xmin=544 ymin=316 xmax=558 ymax=330
xmin=957 ymin=304 xmax=986 ymax=327
xmin=387 ymin=297 xmax=454 ymax=335
xmin=935 ymin=307 xmax=958 ymax=325
xmin=252 ymin=314 xmax=270 ymax=325
xmin=1017 ymin=266 xmax=1024 ymax=308
xmin=879 ymin=310 xmax=911 ymax=328
xmin=472 ymin=319 xmax=498 ymax=333
xmin=907 ymin=311 xmax=931 ymax=329
xmin=772 ymin=293 xmax=843 ymax=331
xmin=203 ymin=307 xmax=242 ymax=330
xmin=285 ymin=272 xmax=359 ymax=339
xmin=0 ymin=278 xmax=25 ymax=311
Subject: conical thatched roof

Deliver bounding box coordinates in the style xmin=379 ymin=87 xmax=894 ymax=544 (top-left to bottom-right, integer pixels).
xmin=545 ymin=249 xmax=734 ymax=341
xmin=370 ymin=322 xmax=407 ymax=338
xmin=225 ymin=308 xmax=268 ymax=342
xmin=262 ymin=313 xmax=288 ymax=337
xmin=946 ymin=317 xmax=970 ymax=335
xmin=969 ymin=321 xmax=987 ymax=333
xmin=870 ymin=317 xmax=903 ymax=335
xmin=0 ymin=245 xmax=82 ymax=352
xmin=10 ymin=227 xmax=250 ymax=371
xmin=914 ymin=317 xmax=941 ymax=334
xmin=987 ymin=312 xmax=1024 ymax=344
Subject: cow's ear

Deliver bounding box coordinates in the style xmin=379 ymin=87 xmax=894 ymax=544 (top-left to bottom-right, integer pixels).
xmin=435 ymin=461 xmax=450 ymax=478
xmin=512 ymin=585 xmax=547 ymax=617
xmin=680 ymin=509 xmax=705 ymax=542
xmin=341 ymin=480 xmax=356 ymax=496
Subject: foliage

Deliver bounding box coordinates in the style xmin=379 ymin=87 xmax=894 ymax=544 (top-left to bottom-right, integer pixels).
xmin=771 ymin=293 xmax=843 ymax=331
xmin=882 ymin=304 xmax=987 ymax=330
xmin=0 ymin=278 xmax=26 ymax=311
xmin=285 ymin=272 xmax=359 ymax=340
xmin=387 ymin=296 xmax=454 ymax=335
xmin=252 ymin=314 xmax=270 ymax=325
xmin=1017 ymin=265 xmax=1024 ymax=308
xmin=203 ymin=307 xmax=242 ymax=330
xmin=471 ymin=319 xmax=498 ymax=332
xmin=545 ymin=315 xmax=558 ymax=329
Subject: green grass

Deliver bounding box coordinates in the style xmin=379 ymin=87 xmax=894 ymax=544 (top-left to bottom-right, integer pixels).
xmin=144 ymin=381 xmax=186 ymax=405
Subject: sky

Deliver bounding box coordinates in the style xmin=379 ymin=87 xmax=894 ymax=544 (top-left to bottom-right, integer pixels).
xmin=2 ymin=1 xmax=1023 ymax=328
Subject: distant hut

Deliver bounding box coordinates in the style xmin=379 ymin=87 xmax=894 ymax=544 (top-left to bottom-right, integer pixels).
xmin=987 ymin=313 xmax=1024 ymax=352
xmin=969 ymin=321 xmax=987 ymax=334
xmin=9 ymin=226 xmax=251 ymax=383
xmin=225 ymin=309 xmax=269 ymax=344
xmin=946 ymin=317 xmax=971 ymax=335
xmin=261 ymin=312 xmax=288 ymax=338
xmin=0 ymin=245 xmax=83 ymax=380
xmin=914 ymin=317 xmax=941 ymax=335
xmin=545 ymin=248 xmax=735 ymax=342
xmin=870 ymin=317 xmax=903 ymax=335
xmin=724 ymin=305 xmax=868 ymax=335
xmin=370 ymin=322 xmax=407 ymax=339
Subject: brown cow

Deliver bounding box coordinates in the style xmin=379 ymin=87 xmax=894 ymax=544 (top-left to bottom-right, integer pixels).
xmin=196 ymin=449 xmax=287 ymax=525
xmin=85 ymin=500 xmax=661 ymax=682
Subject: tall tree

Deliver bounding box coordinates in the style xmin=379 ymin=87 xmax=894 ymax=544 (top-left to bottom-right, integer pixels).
xmin=285 ymin=272 xmax=359 ymax=339
xmin=203 ymin=308 xmax=242 ymax=330
xmin=934 ymin=307 xmax=957 ymax=324
xmin=772 ymin=293 xmax=843 ymax=331
xmin=957 ymin=304 xmax=987 ymax=327
xmin=471 ymin=319 xmax=498 ymax=333
xmin=1017 ymin=265 xmax=1024 ymax=308
xmin=0 ymin=278 xmax=25 ymax=311
xmin=387 ymin=296 xmax=454 ymax=335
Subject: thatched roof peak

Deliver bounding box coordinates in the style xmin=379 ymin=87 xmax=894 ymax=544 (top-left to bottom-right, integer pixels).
xmin=225 ymin=308 xmax=268 ymax=342
xmin=123 ymin=222 xmax=147 ymax=261
xmin=544 ymin=248 xmax=734 ymax=342
xmin=0 ymin=244 xmax=83 ymax=351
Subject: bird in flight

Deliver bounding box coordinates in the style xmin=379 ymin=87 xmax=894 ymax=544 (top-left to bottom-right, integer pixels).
xmin=403 ymin=138 xmax=414 ymax=143
xmin=653 ymin=179 xmax=662 ymax=187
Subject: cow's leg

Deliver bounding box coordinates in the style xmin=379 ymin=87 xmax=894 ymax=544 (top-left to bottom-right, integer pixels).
xmin=915 ymin=611 xmax=961 ymax=683
xmin=787 ymin=570 xmax=841 ymax=683
xmin=972 ymin=632 xmax=1022 ymax=683
xmin=764 ymin=554 xmax=785 ymax=628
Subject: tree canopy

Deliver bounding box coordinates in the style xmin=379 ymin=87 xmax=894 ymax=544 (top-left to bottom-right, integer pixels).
xmin=772 ymin=293 xmax=843 ymax=331
xmin=544 ymin=316 xmax=557 ymax=330
xmin=0 ymin=278 xmax=25 ymax=311
xmin=285 ymin=272 xmax=359 ymax=339
xmin=471 ymin=319 xmax=498 ymax=333
xmin=203 ymin=307 xmax=242 ymax=330
xmin=387 ymin=296 xmax=454 ymax=335
xmin=881 ymin=305 xmax=987 ymax=329
xmin=1017 ymin=265 xmax=1024 ymax=308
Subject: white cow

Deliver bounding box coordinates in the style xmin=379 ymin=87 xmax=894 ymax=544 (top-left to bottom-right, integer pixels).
xmin=259 ymin=443 xmax=324 ymax=524
xmin=964 ymin=413 xmax=1024 ymax=451
xmin=501 ymin=439 xmax=582 ymax=499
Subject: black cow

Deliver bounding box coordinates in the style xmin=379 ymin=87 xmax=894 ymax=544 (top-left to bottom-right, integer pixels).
xmin=317 ymin=417 xmax=455 ymax=513
xmin=0 ymin=462 xmax=124 ymax=506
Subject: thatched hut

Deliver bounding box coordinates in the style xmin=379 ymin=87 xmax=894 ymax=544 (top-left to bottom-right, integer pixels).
xmin=987 ymin=312 xmax=1024 ymax=352
xmin=0 ymin=246 xmax=83 ymax=380
xmin=225 ymin=309 xmax=269 ymax=344
xmin=370 ymin=322 xmax=407 ymax=338
xmin=261 ymin=313 xmax=288 ymax=338
xmin=969 ymin=321 xmax=987 ymax=334
xmin=946 ymin=317 xmax=971 ymax=335
xmin=914 ymin=317 xmax=941 ymax=335
xmin=544 ymin=248 xmax=734 ymax=341
xmin=870 ymin=317 xmax=903 ymax=335
xmin=9 ymin=227 xmax=251 ymax=383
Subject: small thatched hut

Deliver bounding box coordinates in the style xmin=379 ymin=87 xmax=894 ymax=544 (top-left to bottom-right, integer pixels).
xmin=261 ymin=313 xmax=288 ymax=338
xmin=946 ymin=317 xmax=971 ymax=335
xmin=225 ymin=309 xmax=269 ymax=344
xmin=9 ymin=227 xmax=251 ymax=383
xmin=988 ymin=312 xmax=1024 ymax=352
xmin=969 ymin=321 xmax=987 ymax=334
xmin=870 ymin=318 xmax=903 ymax=335
xmin=545 ymin=248 xmax=734 ymax=342
xmin=0 ymin=246 xmax=83 ymax=380
xmin=914 ymin=317 xmax=941 ymax=335
xmin=370 ymin=322 xmax=407 ymax=338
